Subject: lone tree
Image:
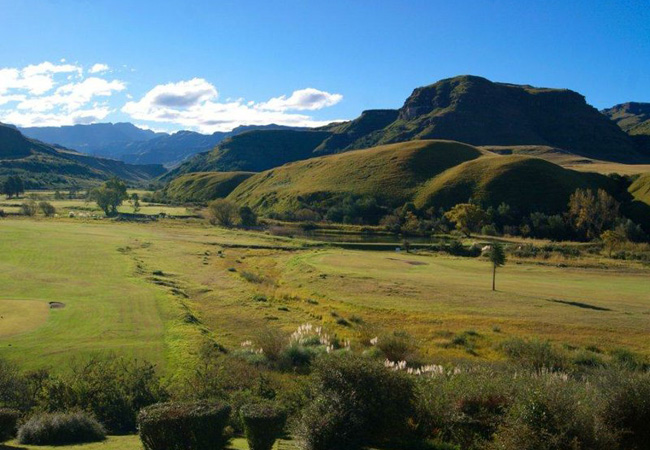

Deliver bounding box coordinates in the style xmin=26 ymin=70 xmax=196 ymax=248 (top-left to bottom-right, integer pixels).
xmin=487 ymin=242 xmax=506 ymax=291
xmin=91 ymin=178 xmax=128 ymax=216
xmin=207 ymin=199 xmax=239 ymax=227
xmin=239 ymin=206 xmax=257 ymax=227
xmin=445 ymin=203 xmax=487 ymax=237
xmin=129 ymin=193 xmax=141 ymax=214
xmin=601 ymin=229 xmax=626 ymax=257
xmin=1 ymin=176 xmax=25 ymax=198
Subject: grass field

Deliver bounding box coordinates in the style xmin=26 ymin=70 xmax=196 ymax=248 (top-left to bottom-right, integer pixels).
xmin=1 ymin=216 xmax=648 ymax=374
xmin=3 ymin=436 xmax=297 ymax=450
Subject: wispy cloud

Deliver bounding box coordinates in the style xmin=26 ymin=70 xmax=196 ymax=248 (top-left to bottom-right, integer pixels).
xmin=88 ymin=63 xmax=110 ymax=74
xmin=0 ymin=61 xmax=124 ymax=127
xmin=122 ymin=78 xmax=343 ymax=133
xmin=0 ymin=62 xmax=344 ymax=131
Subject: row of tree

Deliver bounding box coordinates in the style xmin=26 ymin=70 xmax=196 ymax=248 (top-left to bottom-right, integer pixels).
xmin=0 ymin=176 xmax=25 ymax=198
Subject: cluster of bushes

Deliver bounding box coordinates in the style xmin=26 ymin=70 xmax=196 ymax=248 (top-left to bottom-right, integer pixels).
xmin=2 ymin=334 xmax=649 ymax=449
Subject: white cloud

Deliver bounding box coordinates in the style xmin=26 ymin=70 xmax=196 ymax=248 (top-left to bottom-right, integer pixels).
xmin=89 ymin=63 xmax=110 ymax=74
xmin=123 ymin=79 xmax=343 ymax=133
xmin=0 ymin=61 xmax=125 ymax=127
xmin=258 ymin=88 xmax=342 ymax=111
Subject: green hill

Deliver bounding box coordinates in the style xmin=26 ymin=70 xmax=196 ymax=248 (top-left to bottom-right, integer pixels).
xmin=629 ymin=173 xmax=650 ymax=205
xmin=228 ymin=140 xmax=484 ymax=213
xmin=0 ymin=124 xmax=165 ymax=188
xmin=313 ymin=109 xmax=399 ymax=153
xmin=161 ymin=171 xmax=254 ymax=203
xmin=602 ymin=102 xmax=650 ymax=135
xmin=414 ymin=155 xmax=616 ymax=213
xmin=164 ymin=129 xmax=332 ymax=180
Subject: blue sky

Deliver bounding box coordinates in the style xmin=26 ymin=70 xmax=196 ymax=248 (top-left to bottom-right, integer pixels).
xmin=0 ymin=0 xmax=648 ymax=133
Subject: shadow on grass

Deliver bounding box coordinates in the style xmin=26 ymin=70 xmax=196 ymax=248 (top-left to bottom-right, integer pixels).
xmin=0 ymin=445 xmax=28 ymax=450
xmin=549 ymin=299 xmax=612 ymax=311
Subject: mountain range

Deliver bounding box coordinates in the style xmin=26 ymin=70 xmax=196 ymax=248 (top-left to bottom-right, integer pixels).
xmin=19 ymin=123 xmax=309 ymax=168
xmin=168 ymin=75 xmax=650 ymax=179
xmin=0 ymin=123 xmax=164 ymax=188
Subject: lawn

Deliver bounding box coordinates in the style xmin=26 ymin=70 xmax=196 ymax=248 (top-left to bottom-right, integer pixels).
xmin=3 ymin=436 xmax=297 ymax=449
xmin=1 ymin=216 xmax=648 ymax=375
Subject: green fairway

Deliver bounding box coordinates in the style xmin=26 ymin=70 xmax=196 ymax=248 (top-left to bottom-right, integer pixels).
xmin=1 ymin=217 xmax=649 ymax=373
xmin=0 ymin=219 xmax=204 ymax=371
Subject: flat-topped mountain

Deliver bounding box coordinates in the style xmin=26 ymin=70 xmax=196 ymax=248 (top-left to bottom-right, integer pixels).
xmin=171 ymin=75 xmax=648 ymax=177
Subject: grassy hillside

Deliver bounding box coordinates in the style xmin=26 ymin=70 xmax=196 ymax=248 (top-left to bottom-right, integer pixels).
xmin=313 ymin=109 xmax=399 ymax=153
xmin=629 ymin=173 xmax=650 ymax=204
xmin=162 ymin=171 xmax=254 ymax=203
xmin=602 ymin=102 xmax=650 ymax=135
xmin=414 ymin=155 xmax=615 ymax=213
xmin=0 ymin=124 xmax=165 ymax=188
xmin=228 ymin=140 xmax=484 ymax=213
xmin=165 ymin=129 xmax=332 ymax=180
xmin=481 ymin=145 xmax=650 ymax=175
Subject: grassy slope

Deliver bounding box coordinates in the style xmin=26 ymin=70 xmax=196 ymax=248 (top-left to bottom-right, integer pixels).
xmin=629 ymin=173 xmax=650 ymax=204
xmin=0 ymin=219 xmax=206 ymax=373
xmin=0 ymin=217 xmax=648 ymax=375
xmin=228 ymin=140 xmax=484 ymax=212
xmin=164 ymin=130 xmax=331 ymax=180
xmin=414 ymin=155 xmax=615 ymax=213
xmin=162 ymin=171 xmax=254 ymax=203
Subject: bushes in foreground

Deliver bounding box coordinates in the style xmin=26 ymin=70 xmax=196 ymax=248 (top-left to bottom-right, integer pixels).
xmin=294 ymin=354 xmax=417 ymax=450
xmin=17 ymin=411 xmax=106 ymax=445
xmin=0 ymin=408 xmax=20 ymax=442
xmin=138 ymin=401 xmax=231 ymax=450
xmin=241 ymin=402 xmax=286 ymax=450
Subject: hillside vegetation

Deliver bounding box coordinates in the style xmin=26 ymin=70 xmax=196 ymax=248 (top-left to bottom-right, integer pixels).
xmin=165 ymin=129 xmax=331 ymax=179
xmin=0 ymin=124 xmax=165 ymax=188
xmin=162 ymin=171 xmax=254 ymax=203
xmin=414 ymin=155 xmax=616 ymax=213
xmin=228 ymin=140 xmax=484 ymax=213
xmin=629 ymin=172 xmax=650 ymax=204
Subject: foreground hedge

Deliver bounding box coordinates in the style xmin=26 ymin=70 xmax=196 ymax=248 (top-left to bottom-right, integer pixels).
xmin=241 ymin=403 xmax=286 ymax=450
xmin=17 ymin=411 xmax=106 ymax=445
xmin=138 ymin=401 xmax=231 ymax=450
xmin=0 ymin=409 xmax=20 ymax=442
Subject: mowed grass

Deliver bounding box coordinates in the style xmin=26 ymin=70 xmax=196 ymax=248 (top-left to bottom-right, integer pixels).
xmin=0 ymin=219 xmax=205 ymax=372
xmin=3 ymin=436 xmax=297 ymax=450
xmin=1 ymin=217 xmax=649 ymax=373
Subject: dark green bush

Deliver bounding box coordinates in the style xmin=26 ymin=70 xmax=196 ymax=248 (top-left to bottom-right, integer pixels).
xmin=491 ymin=378 xmax=615 ymax=450
xmin=499 ymin=338 xmax=567 ymax=372
xmin=138 ymin=401 xmax=231 ymax=450
xmin=39 ymin=355 xmax=167 ymax=434
xmin=294 ymin=354 xmax=417 ymax=450
xmin=241 ymin=402 xmax=286 ymax=450
xmin=17 ymin=411 xmax=106 ymax=445
xmin=601 ymin=372 xmax=650 ymax=450
xmin=0 ymin=408 xmax=20 ymax=442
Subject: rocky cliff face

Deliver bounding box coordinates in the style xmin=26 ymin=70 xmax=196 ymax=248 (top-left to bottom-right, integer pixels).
xmin=378 ymin=75 xmax=641 ymax=161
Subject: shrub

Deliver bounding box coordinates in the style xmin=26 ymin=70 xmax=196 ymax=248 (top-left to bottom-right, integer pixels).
xmin=376 ymin=331 xmax=419 ymax=363
xmin=38 ymin=201 xmax=56 ymax=217
xmin=20 ymin=200 xmax=37 ymax=216
xmin=138 ymin=401 xmax=231 ymax=450
xmin=499 ymin=338 xmax=567 ymax=372
xmin=0 ymin=408 xmax=20 ymax=442
xmin=491 ymin=378 xmax=615 ymax=450
xmin=17 ymin=411 xmax=106 ymax=445
xmin=206 ymin=199 xmax=239 ymax=227
xmin=601 ymin=372 xmax=650 ymax=450
xmin=294 ymin=354 xmax=417 ymax=449
xmin=241 ymin=402 xmax=287 ymax=450
xmin=38 ymin=356 xmax=167 ymax=434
